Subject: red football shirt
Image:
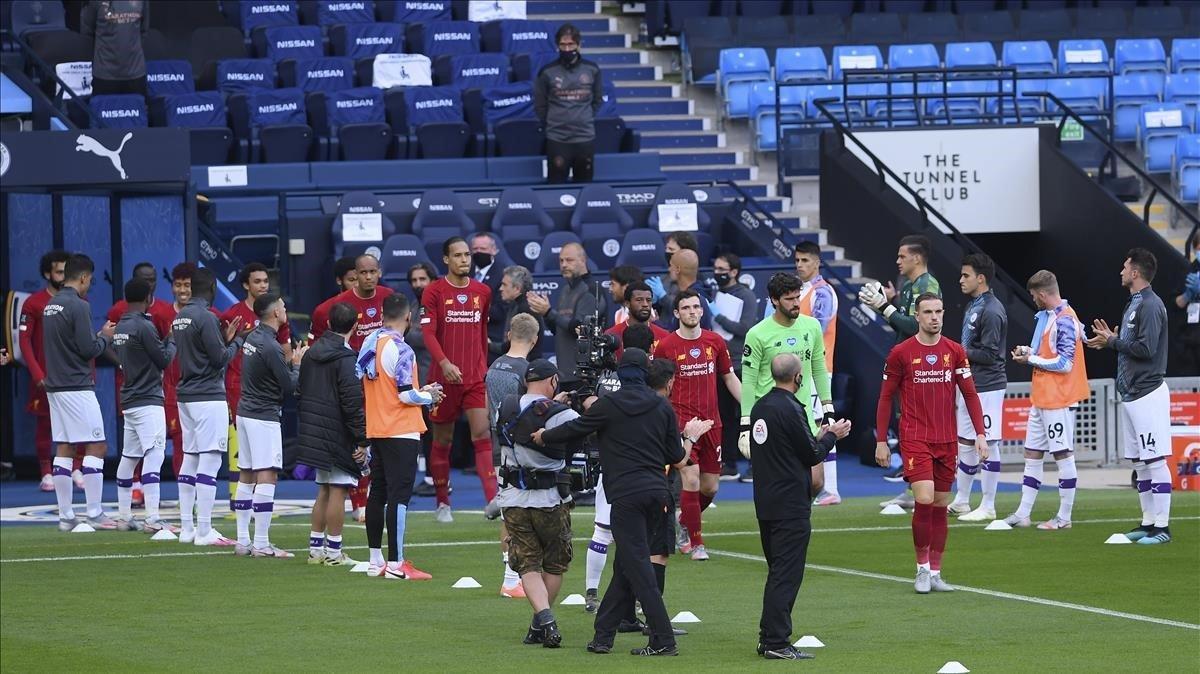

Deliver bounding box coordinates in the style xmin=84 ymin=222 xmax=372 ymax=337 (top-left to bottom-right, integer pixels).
xmin=420 ymin=277 xmax=491 ymax=385
xmin=310 ymin=286 xmax=394 ymax=351
xmin=605 ymin=320 xmax=671 ymax=360
xmin=18 ymin=288 xmax=52 ymax=413
xmin=222 ymin=300 xmax=292 ymax=409
xmin=653 ymin=329 xmax=733 ymax=430
xmin=107 ymin=297 xmax=175 ymax=339
xmin=875 ymin=335 xmax=984 ymax=444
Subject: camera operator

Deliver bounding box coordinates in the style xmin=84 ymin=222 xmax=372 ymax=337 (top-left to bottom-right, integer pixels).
xmin=495 ymin=360 xmax=580 ymax=648
xmin=526 ymin=242 xmax=609 ymax=391
xmin=535 ymin=348 xmax=711 ymax=657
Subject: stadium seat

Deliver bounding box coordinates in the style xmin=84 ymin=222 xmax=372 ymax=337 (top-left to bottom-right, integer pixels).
xmin=329 ymin=22 xmax=403 ymax=58
xmin=283 ymin=56 xmax=355 ymax=91
xmin=613 ymin=229 xmax=667 ymax=269
xmin=594 ymin=117 xmax=634 ymax=154
xmin=11 ymin=0 xmax=66 ymax=37
xmin=380 ymin=234 xmax=433 ymax=283
xmin=884 ymin=81 xmax=941 ymax=122
xmin=89 ymin=94 xmax=148 ymax=129
xmin=992 ymin=78 xmax=1047 ymax=119
xmin=734 ymin=17 xmax=791 ymax=51
xmin=1166 ymin=73 xmax=1199 ymax=109
xmin=407 ymin=20 xmax=480 ymax=57
xmin=491 ymin=186 xmax=557 ymax=264
xmin=1002 ymin=41 xmax=1055 ymax=74
xmin=411 ymin=189 xmax=475 ymax=261
xmin=331 ymin=190 xmax=397 ymax=258
xmin=1057 ymin=39 xmax=1110 ymax=75
xmin=146 ymin=60 xmax=196 ymax=98
xmin=944 ymin=42 xmax=996 ymax=70
xmin=260 ymin=25 xmax=324 ymax=61
xmin=776 ymin=47 xmax=829 ymax=83
xmin=1175 ymin=134 xmax=1200 ymax=203
xmin=889 ymin=44 xmax=940 ymax=71
xmin=1016 ymin=8 xmax=1072 ymax=42
xmin=1046 ymin=77 xmax=1107 ymax=115
xmin=1131 ymin=5 xmax=1185 ymax=40
xmin=954 ymin=0 xmax=998 ymax=14
xmin=808 ymin=0 xmax=854 ymax=18
xmin=370 ymin=52 xmax=432 ymax=88
xmin=511 ymin=51 xmax=559 ymax=82
xmin=474 ymin=82 xmax=538 ymax=156
xmin=237 ymin=0 xmax=299 ymax=37
xmin=792 ymin=13 xmax=847 ymax=43
xmin=1115 ymin=38 xmax=1168 ymax=77
xmin=217 ymin=59 xmax=277 ymax=93
xmin=533 ymin=231 xmax=584 ymax=273
xmin=381 ymin=0 xmax=450 ymax=22
xmin=1074 ymin=6 xmax=1127 ymax=43
xmin=325 ymin=86 xmax=389 ymax=160
xmin=739 ymin=0 xmax=785 ymax=17
xmin=849 ymin=13 xmax=902 ymax=44
xmin=831 ymin=45 xmax=883 ymax=80
xmin=647 ymin=182 xmax=711 ymax=232
xmin=925 ymin=79 xmax=997 ymax=122
xmin=307 ymin=0 xmax=376 ymax=26
xmin=718 ymin=48 xmax=771 ymax=120
xmin=1173 ymin=39 xmax=1200 ymax=74
xmin=405 ymin=86 xmax=472 ymax=158
xmin=570 ymin=184 xmax=635 ymax=265
xmin=804 ymin=83 xmax=863 ymax=124
xmin=482 ymin=19 xmax=559 ymax=54
xmin=962 ymin=11 xmax=1015 ymax=43
xmin=437 ymin=53 xmax=510 ymax=89
xmin=1113 ymin=73 xmax=1165 ymax=141
xmin=904 ymin=13 xmax=960 ymax=45
xmin=751 ymin=81 xmax=805 ymax=152
xmin=1138 ymin=103 xmax=1191 ymax=172
xmin=163 ymin=91 xmax=236 ymax=165
xmin=245 ymin=87 xmax=313 ymax=162
xmin=190 ymin=27 xmax=248 ymax=90
xmin=682 ymin=16 xmax=733 ymax=85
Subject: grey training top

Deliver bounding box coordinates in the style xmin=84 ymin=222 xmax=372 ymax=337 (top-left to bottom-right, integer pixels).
xmin=173 ymin=298 xmax=241 ymax=403
xmin=960 ymin=290 xmax=1008 ymax=393
xmin=238 ymin=324 xmax=298 ymax=422
xmin=1111 ymin=286 xmax=1168 ymax=402
xmin=114 ymin=310 xmax=176 ymax=409
xmin=495 ymin=393 xmax=579 ymax=509
xmin=42 ymin=287 xmax=110 ymax=392
xmin=547 ymin=274 xmax=609 ymax=385
xmin=486 ymin=354 xmax=529 ymax=428
xmin=80 ymin=1 xmax=149 ymax=81
xmin=533 ymin=58 xmax=604 ymax=143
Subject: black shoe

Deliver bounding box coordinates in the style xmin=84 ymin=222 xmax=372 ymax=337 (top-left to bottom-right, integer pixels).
xmin=642 ymin=624 xmax=688 ymax=636
xmin=584 ymin=589 xmax=599 ymax=614
xmin=542 ymin=621 xmax=562 ymax=649
xmin=737 ymin=465 xmax=754 ymax=483
xmin=631 ymin=644 xmax=678 ymax=656
xmin=587 ymin=641 xmax=612 ymax=654
xmin=882 ymin=465 xmax=906 ymax=482
xmin=523 ymin=623 xmax=545 ymax=645
xmin=763 ymin=645 xmax=815 ymax=660
xmin=414 ymin=481 xmax=436 ymax=498
xmin=618 ymin=618 xmax=647 ymax=633
xmin=719 ymin=463 xmax=740 ymax=481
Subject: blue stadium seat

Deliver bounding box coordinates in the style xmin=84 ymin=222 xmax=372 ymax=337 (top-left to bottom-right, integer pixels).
xmin=944 ymin=42 xmax=996 ymax=70
xmin=1057 ymin=39 xmax=1110 ymax=75
xmin=217 ymin=59 xmax=277 ymax=93
xmin=1131 ymin=5 xmax=1185 ymax=40
xmin=719 ymin=48 xmax=771 ymax=120
xmin=237 ymin=1 xmax=299 ymax=36
xmin=407 ymin=20 xmax=480 ymax=57
xmin=647 ymin=182 xmax=711 ymax=232
xmin=751 ymin=81 xmax=805 ymax=152
xmin=1175 ymin=134 xmax=1200 ymax=203
xmin=247 ymin=87 xmax=313 ymax=162
xmin=808 ymin=0 xmax=854 ymax=18
xmin=904 ymin=13 xmax=960 ymax=44
xmin=962 ymin=11 xmax=1015 ymax=43
xmin=479 ymin=82 xmax=540 ymax=156
xmin=594 ymin=117 xmax=635 ymax=154
xmin=1074 ymin=6 xmax=1126 ymax=43
xmin=411 ymin=189 xmax=475 ymax=261
xmin=511 ymin=51 xmax=559 ymax=82
xmin=330 ymin=22 xmax=404 ymax=58
xmin=1166 ymin=73 xmax=1199 ymax=109
xmin=10 ymin=0 xmax=66 ymax=37
xmin=380 ymin=234 xmax=432 ymax=282
xmin=491 ymin=186 xmax=557 ymax=265
xmin=1002 ymin=41 xmax=1055 ymax=74
xmin=1115 ymin=39 xmax=1168 ymax=76
xmin=262 ymin=25 xmax=324 ymax=61
xmin=775 ymin=47 xmax=828 ymax=83
xmin=163 ymin=91 xmax=235 ymax=165
xmin=1173 ymin=39 xmax=1200 ymax=74
xmin=533 ymin=231 xmax=584 ymax=273
xmin=284 ymin=56 xmax=355 ymax=91
xmin=438 ymin=53 xmax=510 ymax=89
xmin=382 ymin=0 xmax=450 ymax=22
xmin=831 ymin=45 xmax=883 ymax=80
xmin=1113 ymin=73 xmax=1165 ymax=141
xmin=309 ymin=0 xmax=376 ymax=26
xmin=597 ymin=80 xmax=619 ymax=119
xmin=993 ymin=78 xmax=1047 ymax=119
xmin=614 ymin=229 xmax=666 ymax=269
xmin=89 ymin=94 xmax=148 ymax=129
xmin=925 ymin=79 xmax=997 ymax=123
xmin=850 ymin=13 xmax=902 ymax=43
xmin=884 ymin=81 xmax=942 ymax=123
xmin=682 ymin=16 xmax=733 ymax=85
xmin=146 ymin=60 xmax=195 ymax=98
xmin=369 ymin=52 xmax=433 ymax=88
xmin=331 ymin=191 xmax=397 ymax=258
xmin=889 ymin=44 xmax=940 ymax=72
xmin=954 ymin=0 xmax=998 ymax=14
xmin=325 ymin=86 xmax=389 ymax=160
xmin=571 ymin=184 xmax=635 ymax=265
xmin=405 ymin=85 xmax=471 ymax=158
xmin=805 ymin=83 xmax=862 ymax=124
xmin=1046 ymin=77 xmax=1107 ymax=114
xmin=1139 ymin=103 xmax=1191 ymax=172
xmin=482 ymin=19 xmax=559 ymax=54
xmin=1016 ymin=8 xmax=1072 ymax=42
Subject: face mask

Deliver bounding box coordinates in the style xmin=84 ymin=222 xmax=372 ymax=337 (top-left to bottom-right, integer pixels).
xmin=559 ymin=49 xmax=579 ymax=66
xmin=664 ymin=251 xmax=674 ymax=266
xmin=471 ymin=252 xmax=493 ymax=270
xmin=714 ymin=273 xmax=731 ymax=286
xmin=794 ymin=375 xmax=804 ymax=389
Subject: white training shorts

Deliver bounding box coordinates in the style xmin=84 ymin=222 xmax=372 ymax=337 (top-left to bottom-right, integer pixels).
xmin=315 ymin=466 xmax=358 ymax=487
xmin=956 ymin=389 xmax=1005 ymax=442
xmin=236 ymin=416 xmax=283 ymax=471
xmin=47 ymin=390 xmax=105 ymax=444
xmin=179 ymin=400 xmax=229 ymax=454
xmin=593 ymin=476 xmax=611 ymax=528
xmin=1120 ymin=382 xmax=1172 ymax=462
xmin=1025 ymin=406 xmax=1075 ymax=453
xmin=122 ymin=405 xmax=166 ymax=458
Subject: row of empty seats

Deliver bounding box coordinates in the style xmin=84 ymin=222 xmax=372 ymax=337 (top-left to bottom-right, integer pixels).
xmin=1175 ymin=134 xmax=1200 ymax=203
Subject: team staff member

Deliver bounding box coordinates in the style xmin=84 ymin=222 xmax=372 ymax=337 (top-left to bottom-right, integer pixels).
xmin=19 ymin=250 xmax=72 ymax=491
xmin=536 ymin=349 xmax=707 ymax=657
xmin=533 ymin=23 xmax=603 ymax=184
xmin=748 ymin=354 xmax=851 ymax=661
xmin=495 ymin=359 xmax=579 ymax=648
xmin=297 ymin=302 xmax=369 ymax=566
xmin=527 ymin=242 xmax=609 ymax=391
xmin=42 ymin=254 xmax=117 ymax=531
xmin=712 ymin=253 xmax=757 ymax=481
xmin=406 ymin=261 xmax=439 ymax=498
xmin=793 ymin=242 xmax=841 ymax=505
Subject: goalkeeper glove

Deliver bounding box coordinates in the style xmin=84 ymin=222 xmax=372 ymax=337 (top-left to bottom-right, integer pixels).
xmin=822 ymin=403 xmax=836 ymax=426
xmin=738 ymin=416 xmax=751 ymax=460
xmin=857 ymin=281 xmax=896 ymax=319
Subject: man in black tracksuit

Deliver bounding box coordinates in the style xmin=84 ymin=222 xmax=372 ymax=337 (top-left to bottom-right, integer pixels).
xmin=533 ymin=23 xmax=604 ymax=184
xmin=81 ymin=0 xmax=149 ymax=96
xmin=749 ymin=354 xmax=851 ymax=661
xmin=536 ymin=348 xmax=702 ymax=657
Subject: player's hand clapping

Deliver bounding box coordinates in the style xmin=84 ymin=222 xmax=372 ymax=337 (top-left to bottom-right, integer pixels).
xmin=820 ymin=418 xmax=852 ymax=440
xmin=683 ymin=417 xmax=714 ymax=441
xmin=1010 ymin=345 xmax=1031 ymax=364
xmin=1085 ymin=319 xmax=1115 ymax=349
xmin=439 ymin=360 xmax=463 ymax=384
xmin=290 ymin=343 xmax=308 ymax=367
xmin=223 ymin=316 xmax=244 ymax=344
xmin=421 ymin=382 xmax=445 ymax=405
xmin=526 ymin=292 xmax=551 ymax=316
xmin=99 ymin=320 xmax=117 ymax=339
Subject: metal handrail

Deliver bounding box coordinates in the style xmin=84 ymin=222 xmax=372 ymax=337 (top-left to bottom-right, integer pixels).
xmin=8 ymin=29 xmax=97 ymax=128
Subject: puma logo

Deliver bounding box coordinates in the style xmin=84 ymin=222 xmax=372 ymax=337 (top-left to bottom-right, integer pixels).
xmin=75 ymin=132 xmax=133 ymax=179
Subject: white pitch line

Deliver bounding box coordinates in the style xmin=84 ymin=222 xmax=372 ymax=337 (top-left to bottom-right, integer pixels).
xmin=707 ymin=548 xmax=1200 ymax=632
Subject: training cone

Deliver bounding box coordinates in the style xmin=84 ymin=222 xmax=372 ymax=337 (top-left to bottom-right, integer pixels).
xmin=793 ymin=635 xmax=825 ymax=648
xmin=937 ymin=661 xmax=970 ymax=673
xmin=349 ymin=562 xmax=370 ymax=573
xmin=150 ymin=529 xmax=177 ymax=541
xmin=984 ymin=520 xmax=1012 ymax=531
xmin=1104 ymin=533 xmax=1133 ymax=545
xmin=451 ymin=577 xmax=482 ymax=589
xmin=880 ymin=504 xmax=907 ymax=515
xmin=71 ymin=522 xmax=96 ymax=533
xmin=560 ymin=594 xmax=586 ymax=605
xmin=672 ymin=611 xmax=701 ymax=623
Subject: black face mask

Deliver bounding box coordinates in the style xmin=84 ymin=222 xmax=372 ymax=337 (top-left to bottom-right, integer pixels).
xmin=471 ymin=252 xmax=493 ymax=270
xmin=664 ymin=251 xmax=674 ymax=266
xmin=714 ymin=273 xmax=731 ymax=286
xmin=559 ymin=49 xmax=580 ymax=66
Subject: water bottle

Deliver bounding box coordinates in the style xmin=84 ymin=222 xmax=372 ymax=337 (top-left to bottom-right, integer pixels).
xmin=358 ymin=446 xmax=372 ymax=478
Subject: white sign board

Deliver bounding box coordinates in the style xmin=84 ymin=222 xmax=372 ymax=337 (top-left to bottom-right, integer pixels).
xmin=469 ymin=0 xmax=526 ymax=21
xmin=341 ymin=213 xmax=383 ymax=241
xmin=373 ymin=53 xmax=432 ymax=89
xmin=56 ymin=61 xmax=93 ymax=99
xmin=207 ymin=165 xmax=247 ymax=187
xmin=838 ymin=54 xmax=877 ymax=70
xmin=1144 ymin=109 xmax=1183 ymax=128
xmin=656 ymin=203 xmax=698 ymax=231
xmin=847 ymin=126 xmax=1042 ymax=234
xmin=1064 ymin=49 xmax=1104 ymax=64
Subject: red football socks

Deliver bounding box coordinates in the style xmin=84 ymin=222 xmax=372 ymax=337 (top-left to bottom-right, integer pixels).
xmin=912 ymin=502 xmax=932 ymax=566
xmin=472 ymin=438 xmax=498 ymax=502
xmin=430 ymin=441 xmax=452 ymax=505
xmin=929 ymin=504 xmax=949 ymax=571
xmin=681 ymin=489 xmax=703 ymax=546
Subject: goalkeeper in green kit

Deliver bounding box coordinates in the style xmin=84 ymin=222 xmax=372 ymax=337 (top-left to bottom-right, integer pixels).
xmin=738 ymin=274 xmax=835 ymax=488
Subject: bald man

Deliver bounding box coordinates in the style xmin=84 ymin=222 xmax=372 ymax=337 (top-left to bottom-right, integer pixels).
xmin=527 ymin=242 xmax=610 ymax=391
xmin=656 ymin=249 xmax=715 ymax=331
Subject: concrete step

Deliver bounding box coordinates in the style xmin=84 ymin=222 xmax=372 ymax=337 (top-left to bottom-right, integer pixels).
xmin=624 ymin=114 xmax=710 ymax=131
xmin=586 ymin=48 xmax=647 ymax=66
xmin=612 ymin=81 xmax=679 ymax=98
xmin=582 ymin=32 xmax=631 ymax=48
xmin=662 ymin=164 xmax=758 ymax=182
xmin=527 ymin=0 xmax=601 ymax=15
xmin=532 ymin=15 xmax=615 ymax=32
xmin=639 ymin=129 xmax=725 ymax=148
xmin=656 ymin=148 xmax=742 ymax=166
xmin=616 ymin=97 xmax=693 ymax=116
xmin=599 ymin=64 xmax=661 ymax=81
xmin=717 ymin=181 xmax=776 ymax=199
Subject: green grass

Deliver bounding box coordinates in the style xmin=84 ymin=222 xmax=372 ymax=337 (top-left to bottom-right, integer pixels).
xmin=2 ymin=490 xmax=1197 ymax=672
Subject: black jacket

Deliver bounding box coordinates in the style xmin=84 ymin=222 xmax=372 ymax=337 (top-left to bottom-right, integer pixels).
xmin=541 ymin=380 xmax=684 ymax=503
xmin=489 ymin=294 xmax=545 ymax=360
xmin=294 ymin=332 xmax=367 ymax=475
xmin=750 ymin=387 xmax=837 ymax=520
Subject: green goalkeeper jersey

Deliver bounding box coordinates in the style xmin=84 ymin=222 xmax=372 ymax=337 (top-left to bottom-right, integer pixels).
xmin=888 ymin=271 xmax=941 ymax=341
xmin=740 ymin=313 xmax=830 ymax=432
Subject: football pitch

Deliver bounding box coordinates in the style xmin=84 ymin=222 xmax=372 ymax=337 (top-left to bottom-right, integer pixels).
xmin=2 ymin=489 xmax=1197 ymax=672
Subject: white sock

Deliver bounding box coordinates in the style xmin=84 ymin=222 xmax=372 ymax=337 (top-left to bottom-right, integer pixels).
xmin=823 ymin=450 xmax=839 ymax=496
xmin=1148 ymin=460 xmax=1173 ymax=528
xmin=954 ymin=444 xmax=979 ymax=505
xmin=141 ymin=445 xmax=165 ymax=522
xmin=326 ymin=534 xmax=343 ymax=558
xmin=502 ymin=551 xmax=520 ymax=586
xmin=980 ymin=445 xmax=1001 ymax=511
xmin=81 ymin=455 xmax=104 ymax=519
xmin=1134 ymin=462 xmax=1155 ymax=526
xmin=370 ymin=548 xmax=385 ymax=566
xmin=52 ymin=457 xmax=75 ymax=520
xmin=116 ymin=456 xmax=139 ymax=519
xmin=310 ymin=530 xmax=325 ymax=556
xmin=1055 ymin=455 xmax=1077 ymax=522
xmin=585 ymin=524 xmax=613 ymax=592
xmin=252 ymin=482 xmax=276 ymax=549
xmin=235 ymin=481 xmax=254 ymax=546
xmin=1015 ymin=456 xmax=1043 ymax=519
xmin=195 ymin=452 xmax=222 ymax=537
xmin=178 ymin=453 xmax=199 ymax=533
xmin=917 ymin=562 xmax=930 ymax=573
